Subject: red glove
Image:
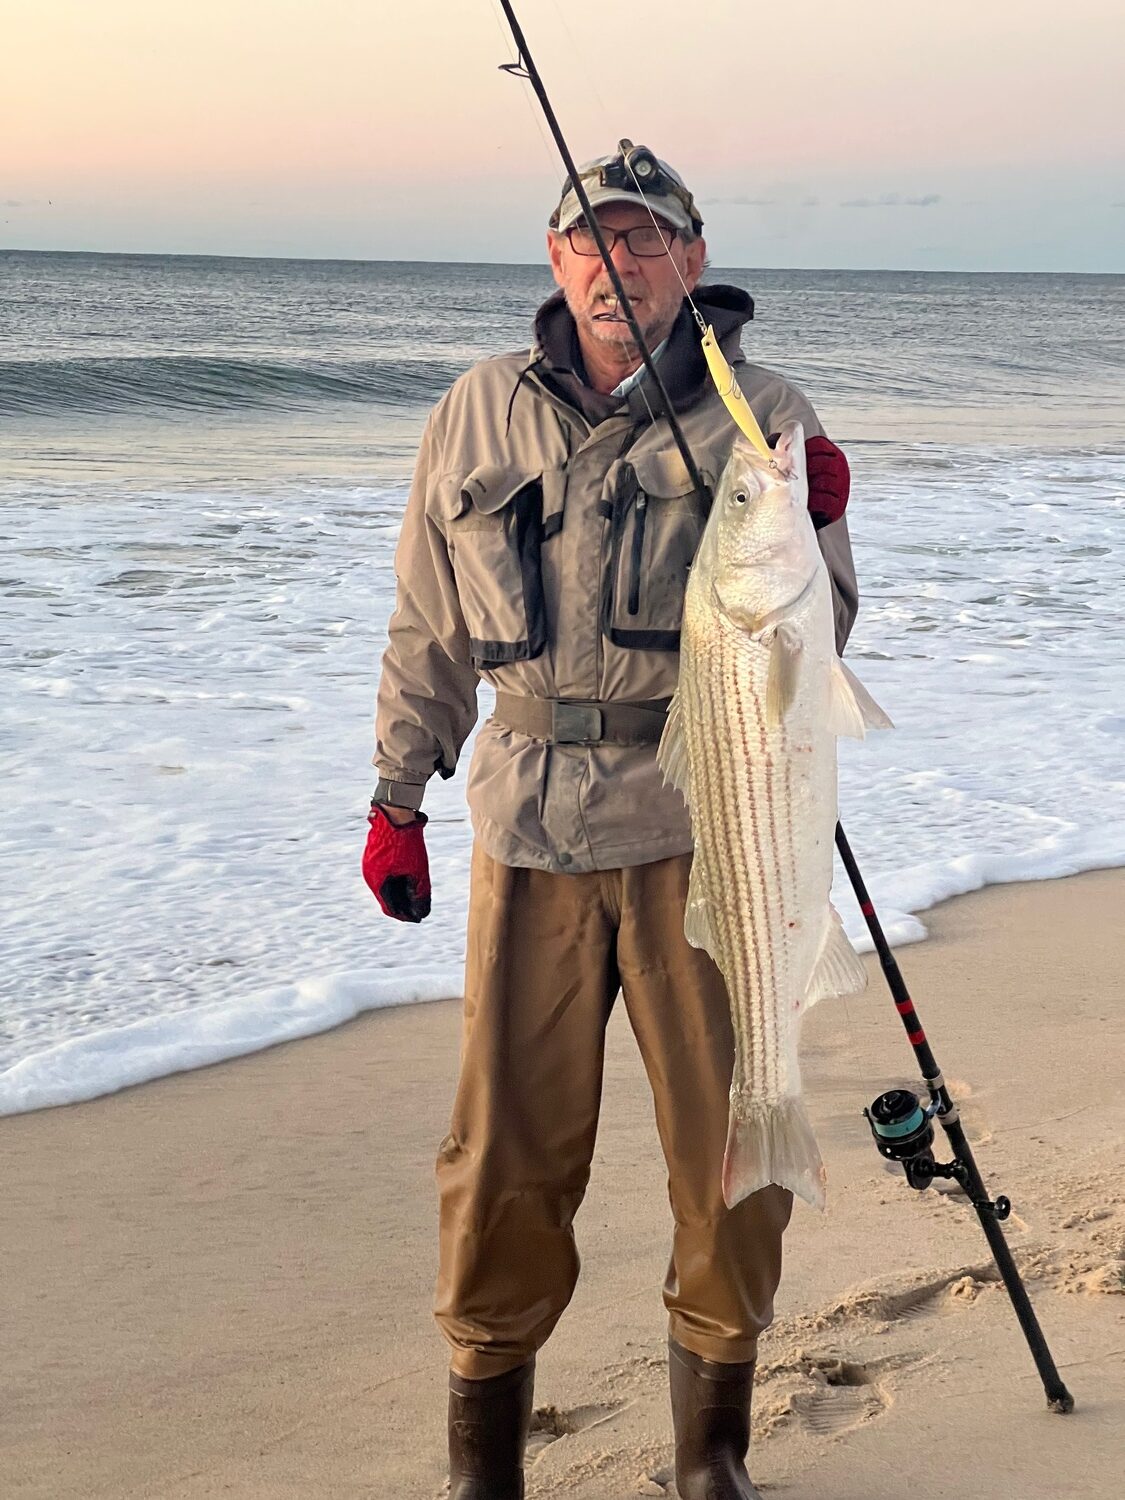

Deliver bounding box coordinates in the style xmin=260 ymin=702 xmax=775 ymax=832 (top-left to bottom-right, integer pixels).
xmin=804 ymin=435 xmax=850 ymax=530
xmin=362 ymin=805 xmax=431 ymax=922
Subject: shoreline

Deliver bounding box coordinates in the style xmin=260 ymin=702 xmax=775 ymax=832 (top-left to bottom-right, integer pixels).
xmin=6 ymin=869 xmax=1124 ymax=1498
xmin=5 ymin=854 xmax=1125 ymax=1119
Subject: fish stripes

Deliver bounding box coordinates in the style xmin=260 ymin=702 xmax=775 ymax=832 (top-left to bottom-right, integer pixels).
xmin=660 ymin=425 xmax=882 ymax=1212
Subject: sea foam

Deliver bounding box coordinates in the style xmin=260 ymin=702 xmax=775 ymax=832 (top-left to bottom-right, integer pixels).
xmin=0 ymin=969 xmax=461 ymax=1115
xmin=3 ymin=253 xmax=1123 ymax=1116
xmin=3 ymin=447 xmax=1123 ymax=1116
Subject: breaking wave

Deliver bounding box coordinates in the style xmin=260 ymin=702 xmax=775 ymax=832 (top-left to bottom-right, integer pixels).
xmin=0 ymin=354 xmax=468 ymax=416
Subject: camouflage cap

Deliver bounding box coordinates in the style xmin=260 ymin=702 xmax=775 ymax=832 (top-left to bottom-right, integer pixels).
xmin=549 ymin=141 xmax=703 ymax=236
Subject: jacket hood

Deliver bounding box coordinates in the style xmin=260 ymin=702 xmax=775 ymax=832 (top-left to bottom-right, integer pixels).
xmin=530 ymin=284 xmax=755 ymax=426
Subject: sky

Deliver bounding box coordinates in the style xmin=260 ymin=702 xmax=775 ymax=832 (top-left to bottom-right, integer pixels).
xmin=2 ymin=0 xmax=1124 ymax=271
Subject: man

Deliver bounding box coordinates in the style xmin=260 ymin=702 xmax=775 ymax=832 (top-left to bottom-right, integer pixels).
xmin=364 ymin=145 xmax=857 ymax=1500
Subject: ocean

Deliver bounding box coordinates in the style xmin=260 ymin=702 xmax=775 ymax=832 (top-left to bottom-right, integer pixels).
xmin=1 ymin=250 xmax=1123 ymax=1113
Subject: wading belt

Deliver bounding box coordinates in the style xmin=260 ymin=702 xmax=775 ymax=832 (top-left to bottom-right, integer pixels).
xmin=492 ymin=691 xmax=670 ymax=746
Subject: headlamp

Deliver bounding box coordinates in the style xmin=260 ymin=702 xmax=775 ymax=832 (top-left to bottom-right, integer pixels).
xmin=552 ymin=140 xmax=703 ymax=235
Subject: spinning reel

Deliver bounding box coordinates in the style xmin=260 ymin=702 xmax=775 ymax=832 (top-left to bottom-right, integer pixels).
xmin=865 ymin=1087 xmax=1010 ymax=1219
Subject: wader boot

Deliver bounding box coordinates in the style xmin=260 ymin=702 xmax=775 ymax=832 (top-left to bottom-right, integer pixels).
xmin=668 ymin=1339 xmax=761 ymax=1500
xmin=448 ymin=1360 xmax=535 ymax=1500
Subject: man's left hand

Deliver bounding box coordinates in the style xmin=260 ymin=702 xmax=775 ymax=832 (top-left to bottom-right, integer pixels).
xmin=804 ymin=435 xmax=850 ymax=530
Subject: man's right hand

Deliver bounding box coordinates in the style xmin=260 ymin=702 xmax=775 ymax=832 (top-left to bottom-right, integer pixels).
xmin=362 ymin=804 xmax=431 ymax=922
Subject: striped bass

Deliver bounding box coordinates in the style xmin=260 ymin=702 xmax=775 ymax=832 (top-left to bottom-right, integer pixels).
xmin=658 ymin=422 xmax=890 ymax=1211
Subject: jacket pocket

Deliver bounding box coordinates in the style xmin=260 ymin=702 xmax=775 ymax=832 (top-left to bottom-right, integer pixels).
xmin=441 ymin=465 xmax=556 ymax=671
xmin=600 ymin=449 xmax=709 ymax=652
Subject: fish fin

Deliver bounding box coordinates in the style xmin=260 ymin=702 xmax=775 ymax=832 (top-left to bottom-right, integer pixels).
xmin=805 ymin=905 xmax=868 ymax=1008
xmin=657 ymin=691 xmax=692 ymax=805
xmin=683 ymin=885 xmax=719 ymax=959
xmin=723 ymin=1098 xmax=827 ymax=1212
xmin=828 ymin=657 xmax=894 ymax=739
xmin=766 ymin=624 xmax=803 ymax=727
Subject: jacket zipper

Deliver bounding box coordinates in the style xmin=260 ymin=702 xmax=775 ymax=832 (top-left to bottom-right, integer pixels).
xmin=628 ymin=492 xmax=647 ymax=616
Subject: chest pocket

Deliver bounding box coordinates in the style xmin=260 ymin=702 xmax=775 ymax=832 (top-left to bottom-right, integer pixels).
xmin=600 ymin=449 xmax=710 ymax=652
xmin=442 ymin=465 xmax=565 ymax=671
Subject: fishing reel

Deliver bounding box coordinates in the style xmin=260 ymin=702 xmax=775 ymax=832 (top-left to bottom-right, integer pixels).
xmin=864 ymin=1088 xmax=1011 ymax=1219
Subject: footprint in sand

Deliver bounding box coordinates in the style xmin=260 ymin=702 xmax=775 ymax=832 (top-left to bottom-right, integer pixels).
xmin=879 ymin=1264 xmax=1001 ymax=1322
xmin=754 ymin=1351 xmax=902 ymax=1442
xmin=809 ymin=1261 xmax=1001 ymax=1331
xmin=431 ymin=1399 xmax=630 ymax=1497
xmin=526 ymin=1399 xmax=627 ymax=1462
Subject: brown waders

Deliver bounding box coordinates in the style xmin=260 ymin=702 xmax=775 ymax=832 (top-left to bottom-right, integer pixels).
xmin=434 ymin=846 xmax=790 ymax=1492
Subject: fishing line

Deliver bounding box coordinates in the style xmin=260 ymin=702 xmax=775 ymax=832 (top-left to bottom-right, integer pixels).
xmin=616 ymin=147 xmax=777 ymax=463
xmin=546 ymin=0 xmax=615 ymax=127
xmin=620 ymin=154 xmax=708 ymax=331
xmin=519 ymin=8 xmax=772 ymax=460
xmin=537 ymin=0 xmax=671 ymax=439
xmin=542 ymin=0 xmax=692 ymax=323
xmin=488 ymin=0 xmax=1074 ymax=1417
xmin=494 ymin=0 xmax=710 ymax=498
xmin=487 ymin=0 xmax=568 ymax=190
xmin=621 ymin=137 xmax=876 ymax=1100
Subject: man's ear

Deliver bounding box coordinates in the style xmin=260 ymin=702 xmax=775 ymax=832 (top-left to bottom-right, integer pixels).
xmin=683 ymin=234 xmax=707 ymax=291
xmin=547 ymin=230 xmax=566 ymax=287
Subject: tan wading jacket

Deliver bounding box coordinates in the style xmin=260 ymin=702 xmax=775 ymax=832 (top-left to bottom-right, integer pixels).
xmin=373 ymin=286 xmax=859 ymax=874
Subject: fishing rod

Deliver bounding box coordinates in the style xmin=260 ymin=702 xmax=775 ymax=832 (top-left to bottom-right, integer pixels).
xmin=495 ymin=0 xmax=708 ymax=501
xmin=837 ymin=824 xmax=1074 ymax=1412
xmin=494 ymin=0 xmax=1073 ymax=1416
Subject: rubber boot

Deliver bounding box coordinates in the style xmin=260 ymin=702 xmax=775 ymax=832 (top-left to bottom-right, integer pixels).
xmin=448 ymin=1359 xmax=535 ymax=1500
xmin=668 ymin=1339 xmax=761 ymax=1500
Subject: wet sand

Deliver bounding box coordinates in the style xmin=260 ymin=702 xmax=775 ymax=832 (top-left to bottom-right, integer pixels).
xmin=5 ymin=870 xmax=1123 ymax=1498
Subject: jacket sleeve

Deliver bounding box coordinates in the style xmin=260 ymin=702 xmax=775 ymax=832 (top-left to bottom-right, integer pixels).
xmin=816 ymin=514 xmax=859 ymax=655
xmin=372 ymin=411 xmax=480 ymax=810
xmin=740 ymin=367 xmax=860 ymax=654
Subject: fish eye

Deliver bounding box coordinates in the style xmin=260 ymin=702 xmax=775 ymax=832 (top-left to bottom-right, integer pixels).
xmin=732 ymin=491 xmax=748 ymax=506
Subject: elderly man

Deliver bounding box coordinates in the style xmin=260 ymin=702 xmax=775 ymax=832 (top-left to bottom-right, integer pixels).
xmin=364 ymin=144 xmax=857 ymax=1500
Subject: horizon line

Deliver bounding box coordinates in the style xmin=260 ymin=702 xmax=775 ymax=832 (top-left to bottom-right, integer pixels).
xmin=2 ymin=245 xmax=1122 ymax=277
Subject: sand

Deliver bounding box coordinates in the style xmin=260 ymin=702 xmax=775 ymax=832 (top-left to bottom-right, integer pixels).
xmin=4 ymin=870 xmax=1123 ymax=1499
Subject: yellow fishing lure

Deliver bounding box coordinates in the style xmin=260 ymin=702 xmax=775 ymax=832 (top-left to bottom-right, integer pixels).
xmin=700 ymin=325 xmax=773 ymax=460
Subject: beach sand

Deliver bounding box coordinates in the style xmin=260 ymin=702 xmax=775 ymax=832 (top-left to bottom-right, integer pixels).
xmin=5 ymin=870 xmax=1123 ymax=1499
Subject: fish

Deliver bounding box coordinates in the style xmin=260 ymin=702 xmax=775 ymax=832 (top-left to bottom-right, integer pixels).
xmin=658 ymin=421 xmax=891 ymax=1211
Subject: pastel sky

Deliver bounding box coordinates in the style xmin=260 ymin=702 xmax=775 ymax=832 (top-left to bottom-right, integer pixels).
xmin=3 ymin=0 xmax=1123 ymax=270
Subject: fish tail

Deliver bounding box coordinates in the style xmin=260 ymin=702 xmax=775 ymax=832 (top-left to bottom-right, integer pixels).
xmin=722 ymin=1098 xmax=827 ymax=1212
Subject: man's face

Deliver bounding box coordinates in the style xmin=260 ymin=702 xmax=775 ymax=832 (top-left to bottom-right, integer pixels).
xmin=547 ymin=203 xmax=707 ymax=359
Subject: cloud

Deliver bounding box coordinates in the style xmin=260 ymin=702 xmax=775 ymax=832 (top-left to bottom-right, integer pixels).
xmin=701 ymin=195 xmax=780 ymax=207
xmin=3 ymin=199 xmax=38 ymax=209
xmin=702 ymin=193 xmax=822 ymax=210
xmin=840 ymin=192 xmax=941 ymax=209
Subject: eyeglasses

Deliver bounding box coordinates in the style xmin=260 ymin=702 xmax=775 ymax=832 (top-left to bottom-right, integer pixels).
xmin=565 ymin=223 xmax=678 ymax=258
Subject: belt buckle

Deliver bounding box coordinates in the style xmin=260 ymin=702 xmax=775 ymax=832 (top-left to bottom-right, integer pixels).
xmin=553 ymin=702 xmax=603 ymax=744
